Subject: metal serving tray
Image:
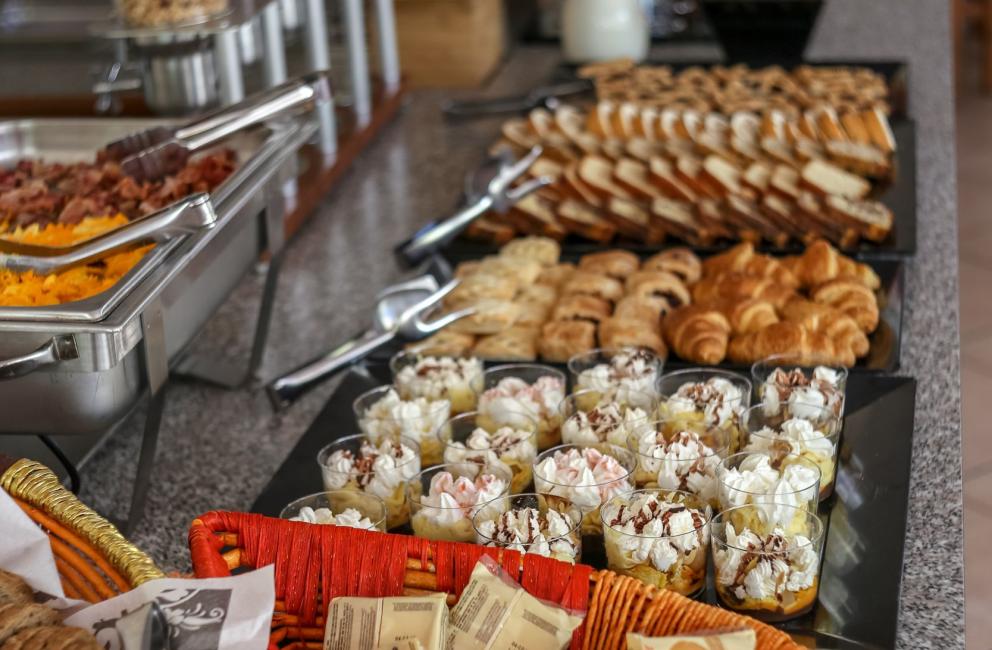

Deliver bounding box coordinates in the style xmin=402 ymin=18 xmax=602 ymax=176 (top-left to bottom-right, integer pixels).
xmin=0 ymin=115 xmax=316 ymax=435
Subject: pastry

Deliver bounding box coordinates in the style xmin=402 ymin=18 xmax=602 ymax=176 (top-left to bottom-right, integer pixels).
xmin=578 ymin=249 xmax=641 ymax=279
xmin=718 ymin=298 xmax=779 ymax=336
xmin=641 ymin=247 xmax=702 ymax=284
xmin=613 ymin=295 xmax=669 ymax=324
xmin=475 ymin=506 xmax=581 ymax=563
xmin=514 ymin=300 xmax=552 ymax=328
xmin=555 ymin=199 xmax=617 ymax=242
xmin=692 ymin=273 xmax=796 ymax=310
xmin=534 ymin=446 xmax=635 ymax=535
xmin=539 ymin=320 xmax=597 ymax=362
xmin=662 ymin=306 xmax=730 ymax=365
xmin=560 ymin=271 xmax=625 ymax=303
xmin=604 ymin=197 xmax=664 ymax=243
xmin=785 ymin=239 xmax=881 ymax=290
xmin=780 ymin=299 xmax=869 ymax=359
xmin=537 ymin=262 xmax=577 ymax=288
xmin=465 ymin=255 xmax=543 ymax=285
xmin=472 ymin=326 xmax=539 ymax=361
xmin=727 ymin=321 xmax=849 ymax=367
xmin=0 ymin=571 xmax=32 ymax=607
xmin=598 ymin=317 xmax=667 ymax=356
xmin=447 ymin=299 xmax=522 ymax=335
xmin=602 ymin=491 xmax=709 ymax=595
xmin=444 ymin=273 xmax=518 ymax=308
xmin=499 ymin=236 xmax=561 ymax=266
xmin=624 ymin=271 xmax=691 ymax=309
xmin=823 ymin=195 xmax=894 ymax=243
xmin=406 ymin=330 xmax=475 ymax=357
xmin=810 ymin=279 xmax=880 ymax=332
xmin=550 ymin=294 xmax=612 ymax=324
xmin=702 ymin=242 xmax=799 ymax=288
xmin=393 ymin=355 xmax=483 ymax=414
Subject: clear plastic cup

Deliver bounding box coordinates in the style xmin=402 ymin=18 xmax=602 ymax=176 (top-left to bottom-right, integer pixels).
xmin=317 ymin=433 xmax=421 ymax=529
xmin=279 ymin=490 xmax=387 ymax=531
xmin=601 ymin=489 xmax=710 ymax=596
xmin=718 ymin=451 xmax=821 ymax=530
xmin=711 ymin=504 xmax=825 ymax=622
xmin=474 ymin=364 xmax=567 ymax=451
xmin=559 ymin=389 xmax=655 ymax=447
xmin=532 ymin=443 xmax=636 ymax=536
xmin=625 ymin=419 xmax=730 ymax=505
xmin=751 ymin=353 xmax=848 ymax=418
xmin=656 ymin=368 xmax=752 ymax=452
xmin=567 ymin=347 xmax=663 ymax=409
xmin=472 ymin=493 xmax=583 ymax=563
xmin=439 ymin=411 xmax=538 ymax=494
xmin=389 ymin=350 xmax=483 ymax=414
xmin=353 ymin=384 xmax=450 ymax=465
xmin=408 ymin=462 xmax=513 ymax=542
xmin=741 ymin=404 xmax=841 ymax=499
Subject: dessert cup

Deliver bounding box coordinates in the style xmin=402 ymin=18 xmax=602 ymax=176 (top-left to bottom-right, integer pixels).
xmin=472 ymin=493 xmax=583 ymax=563
xmin=390 ymin=351 xmax=483 ymax=414
xmin=656 ymin=368 xmax=751 ymax=453
xmin=439 ymin=411 xmax=538 ymax=494
xmin=742 ymin=404 xmax=841 ymax=499
xmin=317 ymin=434 xmax=421 ymax=529
xmin=626 ymin=419 xmax=730 ymax=505
xmin=752 ymin=353 xmax=848 ymax=419
xmin=601 ymin=489 xmax=710 ymax=595
xmin=533 ymin=443 xmax=636 ymax=536
xmin=567 ymin=347 xmax=662 ymax=409
xmin=559 ymin=389 xmax=654 ymax=447
xmin=353 ymin=385 xmax=450 ymax=465
xmin=475 ymin=364 xmax=567 ymax=451
xmin=408 ymin=462 xmax=513 ymax=542
xmin=718 ymin=451 xmax=821 ymax=532
xmin=711 ymin=504 xmax=824 ymax=622
xmin=279 ymin=490 xmax=387 ymax=531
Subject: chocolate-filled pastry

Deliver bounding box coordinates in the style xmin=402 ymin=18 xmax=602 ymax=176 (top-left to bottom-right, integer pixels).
xmin=539 ymin=320 xmax=597 ymax=362
xmin=578 ymin=249 xmax=641 ymax=279
xmin=727 ymin=321 xmax=850 ymax=367
xmin=473 ymin=326 xmax=539 ymax=361
xmin=447 ymin=299 xmax=522 ymax=335
xmin=551 ymin=294 xmax=612 ymax=324
xmin=537 ymin=262 xmax=576 ymax=288
xmin=625 ymin=271 xmax=692 ymax=310
xmin=599 ymin=317 xmax=667 ymax=357
xmin=613 ymin=295 xmax=670 ymax=325
xmin=642 ymin=247 xmax=702 ymax=284
xmin=499 ymin=236 xmax=561 ymax=266
xmin=662 ymin=305 xmax=731 ymax=365
xmin=781 ymin=299 xmax=870 ymax=358
xmin=407 ymin=330 xmax=476 ymax=357
xmin=560 ymin=271 xmax=625 ymax=303
xmin=811 ymin=279 xmax=879 ymax=333
xmin=718 ymin=298 xmax=779 ymax=336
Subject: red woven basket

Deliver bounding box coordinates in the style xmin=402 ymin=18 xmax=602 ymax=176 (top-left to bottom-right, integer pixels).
xmin=189 ymin=511 xmax=801 ymax=650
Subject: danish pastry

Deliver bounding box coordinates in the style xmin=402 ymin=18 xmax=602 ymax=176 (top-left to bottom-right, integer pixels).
xmin=560 ymin=271 xmax=625 ymax=303
xmin=551 ymin=294 xmax=613 ymax=324
xmin=625 ymin=271 xmax=692 ymax=309
xmin=578 ymin=249 xmax=641 ymax=279
xmin=599 ymin=316 xmax=667 ymax=356
xmin=613 ymin=295 xmax=670 ymax=325
xmin=539 ymin=320 xmax=597 ymax=362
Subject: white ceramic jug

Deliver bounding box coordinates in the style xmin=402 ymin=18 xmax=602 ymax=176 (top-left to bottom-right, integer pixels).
xmin=561 ymin=0 xmax=650 ymax=63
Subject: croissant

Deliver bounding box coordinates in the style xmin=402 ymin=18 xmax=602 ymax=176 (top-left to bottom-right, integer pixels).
xmin=781 ymin=299 xmax=870 ymax=359
xmin=599 ymin=316 xmax=668 ymax=357
xmin=625 ymin=271 xmax=692 ymax=308
xmin=811 ymin=279 xmax=880 ymax=332
xmin=718 ymin=298 xmax=780 ymax=335
xmin=692 ymin=273 xmax=797 ymax=310
xmin=663 ymin=305 xmax=731 ymax=364
xmin=727 ymin=321 xmax=853 ymax=367
xmin=701 ymin=242 xmax=799 ymax=288
xmin=642 ymin=247 xmax=703 ymax=284
xmin=785 ymin=240 xmax=881 ymax=290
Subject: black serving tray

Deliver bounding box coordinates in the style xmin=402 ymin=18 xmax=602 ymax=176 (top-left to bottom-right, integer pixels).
xmin=252 ymin=367 xmax=916 ymax=650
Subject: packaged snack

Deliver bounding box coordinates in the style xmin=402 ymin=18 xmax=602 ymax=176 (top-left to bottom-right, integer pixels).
xmin=323 ymin=593 xmax=448 ymax=650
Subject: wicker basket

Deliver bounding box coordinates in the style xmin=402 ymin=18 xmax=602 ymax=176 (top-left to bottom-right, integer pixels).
xmin=189 ymin=511 xmax=801 ymax=650
xmin=0 ymin=457 xmax=164 ymax=601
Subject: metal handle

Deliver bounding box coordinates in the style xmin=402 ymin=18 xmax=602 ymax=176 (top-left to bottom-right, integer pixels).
xmin=0 ymin=336 xmax=78 ymax=380
xmin=0 ymin=194 xmax=215 ymax=274
xmin=442 ymin=96 xmax=535 ymax=119
xmin=267 ymin=329 xmax=395 ymax=410
xmin=394 ymin=195 xmax=495 ymax=268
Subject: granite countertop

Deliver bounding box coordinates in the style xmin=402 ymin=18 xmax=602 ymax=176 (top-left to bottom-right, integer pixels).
xmin=71 ymin=0 xmax=961 ymax=646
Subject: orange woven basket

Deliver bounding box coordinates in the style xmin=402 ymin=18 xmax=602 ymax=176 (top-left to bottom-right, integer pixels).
xmin=0 ymin=457 xmax=163 ymax=602
xmin=189 ymin=511 xmax=801 ymax=650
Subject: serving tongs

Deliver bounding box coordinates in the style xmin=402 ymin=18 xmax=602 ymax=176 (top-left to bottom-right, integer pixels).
xmin=0 ymin=193 xmax=216 ymax=274
xmin=104 ymin=72 xmax=331 ymax=181
xmin=267 ymin=277 xmax=474 ymax=410
xmin=394 ymin=145 xmax=551 ymax=267
xmin=441 ymin=79 xmax=594 ymax=119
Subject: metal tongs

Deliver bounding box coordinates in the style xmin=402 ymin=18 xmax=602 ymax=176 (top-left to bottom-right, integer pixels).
xmin=0 ymin=194 xmax=216 ymax=274
xmin=104 ymin=72 xmax=331 ymax=181
xmin=394 ymin=145 xmax=551 ymax=267
xmin=267 ymin=277 xmax=474 ymax=410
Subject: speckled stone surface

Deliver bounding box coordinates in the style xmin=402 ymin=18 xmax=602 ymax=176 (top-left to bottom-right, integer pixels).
xmin=67 ymin=0 xmax=961 ymax=647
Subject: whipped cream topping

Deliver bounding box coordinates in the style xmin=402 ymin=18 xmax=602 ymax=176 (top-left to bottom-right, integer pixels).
xmin=323 ymin=439 xmax=420 ymax=499
xmin=562 ymin=404 xmax=648 ymax=446
xmin=445 ymin=426 xmax=536 ymax=465
xmin=534 ymin=447 xmax=633 ymax=510
xmin=359 ymin=388 xmax=450 ymax=442
xmin=395 ymin=356 xmax=484 ymax=401
xmin=576 ymin=350 xmax=659 ymax=408
xmin=745 ymin=418 xmax=835 ymax=462
xmin=761 ymin=367 xmax=843 ymax=418
xmin=715 ymin=523 xmax=819 ymax=601
xmin=476 ymin=507 xmax=578 ymax=559
xmin=635 ymin=429 xmax=721 ymax=502
xmin=604 ymin=493 xmax=708 ymax=572
xmin=478 ymin=375 xmax=565 ymax=428
xmin=720 ymin=455 xmax=819 ymax=525
xmin=419 ymin=471 xmax=508 ymax=525
xmin=663 ymin=377 xmax=744 ymax=427
xmin=291 ymin=506 xmax=377 ymax=529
